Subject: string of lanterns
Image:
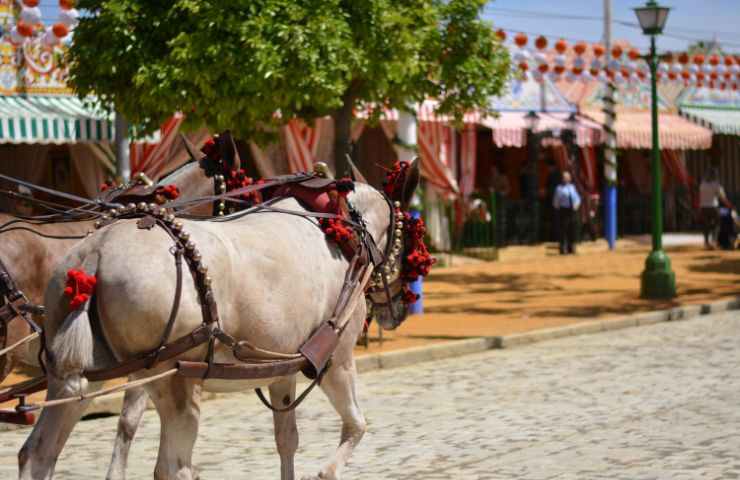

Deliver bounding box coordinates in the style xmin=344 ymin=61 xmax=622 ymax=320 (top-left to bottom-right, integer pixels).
xmin=498 ymin=30 xmax=740 ymax=92
xmin=7 ymin=0 xmax=79 ymax=47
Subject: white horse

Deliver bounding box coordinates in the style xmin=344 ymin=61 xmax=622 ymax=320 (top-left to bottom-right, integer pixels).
xmin=18 ymin=162 xmax=419 ymax=480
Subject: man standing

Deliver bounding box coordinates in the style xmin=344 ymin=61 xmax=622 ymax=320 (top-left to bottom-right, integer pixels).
xmin=699 ymin=167 xmax=731 ymax=249
xmin=553 ymin=171 xmax=581 ymax=254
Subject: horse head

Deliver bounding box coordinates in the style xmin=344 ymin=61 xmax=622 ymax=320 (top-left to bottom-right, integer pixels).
xmin=353 ymin=157 xmax=429 ymax=330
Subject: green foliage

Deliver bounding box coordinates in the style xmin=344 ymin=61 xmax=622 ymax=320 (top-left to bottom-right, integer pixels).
xmin=69 ymin=0 xmax=509 ymax=142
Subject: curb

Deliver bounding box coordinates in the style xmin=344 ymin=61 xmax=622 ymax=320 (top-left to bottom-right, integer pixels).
xmin=3 ymin=296 xmax=738 ymax=431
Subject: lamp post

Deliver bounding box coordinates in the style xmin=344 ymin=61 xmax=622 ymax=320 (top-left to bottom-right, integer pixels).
xmin=634 ymin=0 xmax=676 ymax=299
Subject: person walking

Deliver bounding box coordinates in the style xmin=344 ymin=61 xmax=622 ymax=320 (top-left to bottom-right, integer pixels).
xmin=699 ymin=167 xmax=731 ymax=249
xmin=553 ymin=171 xmax=581 ymax=254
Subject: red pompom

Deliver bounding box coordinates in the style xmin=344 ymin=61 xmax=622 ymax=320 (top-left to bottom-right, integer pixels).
xmin=63 ymin=268 xmax=96 ymax=310
xmin=200 ymin=137 xmax=220 ymax=160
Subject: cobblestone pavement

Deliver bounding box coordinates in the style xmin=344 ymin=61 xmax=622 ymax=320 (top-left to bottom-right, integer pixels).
xmin=2 ymin=311 xmax=739 ymax=479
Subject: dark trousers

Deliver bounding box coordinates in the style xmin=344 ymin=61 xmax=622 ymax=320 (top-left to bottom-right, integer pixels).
xmin=556 ymin=207 xmax=577 ymax=254
xmin=701 ymin=207 xmax=720 ymax=246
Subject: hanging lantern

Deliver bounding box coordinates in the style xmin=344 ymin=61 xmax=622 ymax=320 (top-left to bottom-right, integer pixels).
xmin=553 ymin=64 xmax=565 ymax=75
xmin=16 ymin=21 xmax=34 ymax=37
xmin=708 ymin=80 xmax=716 ymax=90
xmin=620 ymin=67 xmax=630 ymax=78
xmin=709 ymin=55 xmax=720 ymax=66
xmin=496 ymin=29 xmax=506 ymax=41
xmin=725 ymin=56 xmax=735 ymax=66
xmin=677 ymin=52 xmax=690 ymax=64
xmin=702 ymin=64 xmax=713 ymax=75
xmin=589 ymin=67 xmax=599 ymax=77
xmin=572 ymin=66 xmax=584 ymax=76
xmin=667 ymin=71 xmax=677 ymax=81
xmin=732 ymin=83 xmax=738 ymax=91
xmin=710 ymin=71 xmax=718 ymax=81
xmin=22 ymin=0 xmax=39 ymax=6
xmin=514 ymin=32 xmax=528 ymax=48
xmin=538 ymin=63 xmax=550 ymax=74
xmin=717 ymin=64 xmax=727 ymax=75
xmin=611 ymin=45 xmax=623 ymax=58
xmin=42 ymin=28 xmax=60 ymax=46
xmin=20 ymin=6 xmax=42 ymax=25
xmin=519 ymin=61 xmax=529 ymax=72
xmin=574 ymin=42 xmax=587 ymax=55
xmin=724 ymin=72 xmax=733 ymax=81
xmin=628 ymin=48 xmax=641 ymax=61
xmin=693 ymin=54 xmax=705 ymax=65
xmin=554 ymin=38 xmax=568 ymax=54
xmin=696 ymin=72 xmax=706 ymax=82
xmin=680 ymin=70 xmax=690 ymax=80
xmin=637 ymin=70 xmax=647 ymax=81
xmin=689 ymin=64 xmax=699 ymax=74
xmin=638 ymin=72 xmax=647 ymax=83
xmin=52 ymin=22 xmax=69 ymax=39
xmin=534 ymin=35 xmax=548 ymax=50
xmin=593 ymin=44 xmax=605 ymax=57
xmin=59 ymin=0 xmax=75 ymax=10
xmin=720 ymin=82 xmax=726 ymax=91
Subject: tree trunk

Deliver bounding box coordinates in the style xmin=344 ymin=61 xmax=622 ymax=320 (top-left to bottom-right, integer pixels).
xmin=331 ymin=92 xmax=355 ymax=178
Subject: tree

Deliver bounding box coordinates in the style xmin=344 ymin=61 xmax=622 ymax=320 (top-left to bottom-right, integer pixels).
xmin=69 ymin=0 xmax=510 ymax=175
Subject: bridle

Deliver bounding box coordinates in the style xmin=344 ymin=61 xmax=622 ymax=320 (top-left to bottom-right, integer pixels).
xmin=364 ymin=193 xmax=406 ymax=327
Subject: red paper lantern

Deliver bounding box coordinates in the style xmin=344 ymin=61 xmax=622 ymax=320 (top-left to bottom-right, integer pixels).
xmin=572 ymin=67 xmax=583 ymax=75
xmin=735 ymin=55 xmax=740 ymax=65
xmin=724 ymin=56 xmax=734 ymax=66
xmin=678 ymin=52 xmax=690 ymax=64
xmin=637 ymin=71 xmax=647 ymax=80
xmin=589 ymin=68 xmax=599 ymax=77
xmin=709 ymin=55 xmax=720 ymax=66
xmin=611 ymin=45 xmax=623 ymax=58
xmin=496 ymin=29 xmax=506 ymax=41
xmin=681 ymin=71 xmax=690 ymax=80
xmin=593 ymin=44 xmax=605 ymax=57
xmin=52 ymin=22 xmax=69 ymax=38
xmin=710 ymin=71 xmax=719 ymax=80
xmin=535 ymin=35 xmax=548 ymax=50
xmin=733 ymin=83 xmax=738 ymax=91
xmin=554 ymin=39 xmax=568 ymax=54
xmin=620 ymin=67 xmax=630 ymax=78
xmin=514 ymin=33 xmax=528 ymax=48
xmin=538 ymin=63 xmax=550 ymax=74
xmin=22 ymin=0 xmax=39 ymax=6
xmin=16 ymin=21 xmax=33 ymax=37
xmin=553 ymin=65 xmax=565 ymax=75
xmin=574 ymin=42 xmax=587 ymax=55
xmin=720 ymin=82 xmax=726 ymax=91
xmin=668 ymin=71 xmax=677 ymax=80
xmin=708 ymin=80 xmax=716 ymax=90
xmin=724 ymin=72 xmax=733 ymax=80
xmin=697 ymin=72 xmax=705 ymax=81
xmin=693 ymin=54 xmax=705 ymax=65
xmin=628 ymin=49 xmax=640 ymax=61
xmin=696 ymin=81 xmax=704 ymax=88
xmin=59 ymin=0 xmax=75 ymax=10
xmin=519 ymin=61 xmax=529 ymax=71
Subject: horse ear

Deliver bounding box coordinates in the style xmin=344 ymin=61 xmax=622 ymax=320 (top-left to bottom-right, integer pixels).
xmin=401 ymin=157 xmax=420 ymax=206
xmin=180 ymin=133 xmax=199 ymax=163
xmin=219 ymin=130 xmax=242 ymax=170
xmin=346 ymin=154 xmax=367 ymax=184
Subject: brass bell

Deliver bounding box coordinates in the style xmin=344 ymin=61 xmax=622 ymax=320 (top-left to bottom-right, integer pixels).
xmin=313 ymin=162 xmax=334 ymax=179
xmin=198 ymin=265 xmax=208 ymax=274
xmin=166 ymin=214 xmax=175 ymax=223
xmin=173 ymin=221 xmax=183 ymax=231
xmin=135 ymin=172 xmax=155 ymax=187
xmin=126 ymin=203 xmax=136 ymax=210
xmin=192 ymin=251 xmax=201 ymax=262
xmin=180 ymin=232 xmax=190 ymax=241
xmin=137 ymin=202 xmax=148 ymax=211
xmin=185 ymin=240 xmax=195 ymax=250
xmin=394 ymin=201 xmax=401 ymax=208
xmin=203 ymin=276 xmax=212 ymax=286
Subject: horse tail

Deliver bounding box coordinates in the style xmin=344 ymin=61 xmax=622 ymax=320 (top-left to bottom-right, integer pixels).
xmin=47 ymin=253 xmax=100 ymax=377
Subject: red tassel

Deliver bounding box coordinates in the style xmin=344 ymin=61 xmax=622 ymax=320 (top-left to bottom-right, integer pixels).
xmin=63 ymin=268 xmax=97 ymax=310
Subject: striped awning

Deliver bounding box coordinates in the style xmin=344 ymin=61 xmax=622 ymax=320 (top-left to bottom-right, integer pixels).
xmin=480 ymin=112 xmax=603 ymax=148
xmin=0 ymin=95 xmax=113 ymax=144
xmin=584 ymin=109 xmax=712 ymax=150
xmin=680 ymin=107 xmax=740 ymax=136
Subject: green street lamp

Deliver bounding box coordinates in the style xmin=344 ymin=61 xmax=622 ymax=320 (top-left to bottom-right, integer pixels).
xmin=634 ymin=0 xmax=676 ymax=299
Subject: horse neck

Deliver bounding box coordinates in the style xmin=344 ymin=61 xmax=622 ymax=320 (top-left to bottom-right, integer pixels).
xmin=158 ymin=162 xmax=213 ymax=201
xmin=349 ymin=185 xmax=391 ymax=251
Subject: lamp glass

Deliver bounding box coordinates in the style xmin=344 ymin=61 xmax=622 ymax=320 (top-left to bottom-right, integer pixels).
xmin=524 ymin=110 xmax=540 ymax=131
xmin=634 ymin=3 xmax=670 ymax=35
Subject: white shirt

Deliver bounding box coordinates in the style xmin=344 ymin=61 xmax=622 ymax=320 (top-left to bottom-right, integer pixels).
xmin=699 ymin=181 xmax=725 ymax=208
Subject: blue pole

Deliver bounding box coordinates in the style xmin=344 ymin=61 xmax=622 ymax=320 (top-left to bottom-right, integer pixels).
xmin=604 ymin=184 xmax=617 ymax=249
xmin=408 ymin=209 xmax=424 ymax=315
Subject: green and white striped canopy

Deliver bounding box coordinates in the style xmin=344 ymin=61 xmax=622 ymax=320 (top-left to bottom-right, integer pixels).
xmin=0 ymin=95 xmax=114 ymax=144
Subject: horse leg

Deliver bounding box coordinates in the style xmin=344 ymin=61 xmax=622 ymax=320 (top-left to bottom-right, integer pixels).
xmin=143 ymin=375 xmax=202 ymax=480
xmin=301 ymin=359 xmax=366 ymax=480
xmin=270 ymin=377 xmax=299 ymax=480
xmin=18 ymin=375 xmax=93 ymax=480
xmin=106 ymin=386 xmax=149 ymax=480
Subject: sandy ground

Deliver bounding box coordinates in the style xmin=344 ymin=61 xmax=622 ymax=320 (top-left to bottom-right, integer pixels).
xmin=357 ymin=238 xmax=740 ymax=353
xmin=3 ymin=238 xmax=738 ymax=409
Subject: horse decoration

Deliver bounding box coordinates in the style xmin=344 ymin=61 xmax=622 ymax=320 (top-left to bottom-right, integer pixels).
xmin=17 ymin=158 xmax=432 ymax=480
